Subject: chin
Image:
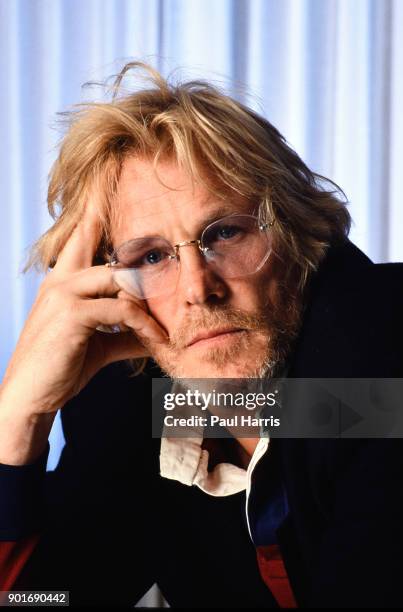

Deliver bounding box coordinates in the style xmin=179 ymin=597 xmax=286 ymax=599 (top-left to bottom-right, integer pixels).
xmin=171 ymin=360 xmax=266 ymax=380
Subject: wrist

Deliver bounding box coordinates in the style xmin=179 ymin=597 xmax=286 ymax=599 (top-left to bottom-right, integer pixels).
xmin=0 ymin=405 xmax=55 ymax=466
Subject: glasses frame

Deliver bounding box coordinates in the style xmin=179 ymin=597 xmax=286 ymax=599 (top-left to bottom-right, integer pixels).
xmin=106 ymin=213 xmax=274 ymax=269
xmin=104 ymin=213 xmax=275 ymax=298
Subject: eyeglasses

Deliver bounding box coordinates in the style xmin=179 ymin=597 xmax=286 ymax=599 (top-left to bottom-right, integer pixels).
xmin=105 ymin=213 xmax=275 ymax=299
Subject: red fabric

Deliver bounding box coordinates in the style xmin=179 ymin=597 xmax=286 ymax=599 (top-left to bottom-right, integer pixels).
xmin=0 ymin=535 xmax=40 ymax=591
xmin=256 ymin=544 xmax=298 ymax=608
xmin=0 ymin=534 xmax=297 ymax=606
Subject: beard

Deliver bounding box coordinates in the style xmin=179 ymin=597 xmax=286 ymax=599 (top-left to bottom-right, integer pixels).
xmin=150 ymin=280 xmax=303 ymax=381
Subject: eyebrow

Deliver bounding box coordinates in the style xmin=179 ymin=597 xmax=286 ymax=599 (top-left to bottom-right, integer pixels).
xmin=200 ymin=203 xmax=250 ymax=226
xmin=114 ymin=200 xmax=255 ymax=248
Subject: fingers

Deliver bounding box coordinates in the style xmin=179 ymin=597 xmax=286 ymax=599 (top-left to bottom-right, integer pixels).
xmin=46 ymin=263 xmax=141 ymax=303
xmin=64 ymin=265 xmax=122 ymax=298
xmin=38 ymin=264 xmax=168 ymax=347
xmin=97 ymin=331 xmax=152 ymax=366
xmin=65 ymin=266 xmax=153 ymax=309
xmin=54 ymin=200 xmax=103 ymax=275
xmin=80 ymin=296 xmax=168 ymax=344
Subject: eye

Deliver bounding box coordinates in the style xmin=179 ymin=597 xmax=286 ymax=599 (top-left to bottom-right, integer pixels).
xmin=216 ymin=225 xmax=241 ymax=240
xmin=202 ymin=217 xmax=252 ymax=252
xmin=143 ymin=250 xmax=165 ymax=265
xmin=114 ymin=237 xmax=174 ymax=269
xmin=208 ymin=223 xmax=245 ymax=245
xmin=118 ymin=247 xmax=172 ymax=268
xmin=135 ymin=248 xmax=173 ymax=268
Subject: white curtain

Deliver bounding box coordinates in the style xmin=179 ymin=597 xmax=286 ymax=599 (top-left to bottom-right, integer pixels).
xmin=0 ymin=0 xmax=402 ymax=604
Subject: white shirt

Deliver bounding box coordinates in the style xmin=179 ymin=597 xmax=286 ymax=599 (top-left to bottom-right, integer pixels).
xmin=159 ymin=374 xmax=286 ymax=539
xmin=159 ymin=434 xmax=270 ymax=539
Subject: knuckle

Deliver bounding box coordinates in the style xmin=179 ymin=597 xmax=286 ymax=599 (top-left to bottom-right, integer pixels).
xmin=36 ymin=284 xmax=59 ymax=307
xmin=43 ymin=284 xmax=65 ymax=303
xmin=37 ymin=275 xmax=55 ymax=297
xmin=119 ymin=298 xmax=138 ymax=317
xmin=40 ymin=284 xmax=75 ymax=312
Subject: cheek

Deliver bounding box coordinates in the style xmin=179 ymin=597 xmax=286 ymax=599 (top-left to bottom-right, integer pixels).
xmin=257 ymin=275 xmax=277 ymax=307
xmin=226 ymin=275 xmax=274 ymax=311
xmin=247 ymin=264 xmax=278 ymax=308
xmin=146 ymin=296 xmax=177 ymax=330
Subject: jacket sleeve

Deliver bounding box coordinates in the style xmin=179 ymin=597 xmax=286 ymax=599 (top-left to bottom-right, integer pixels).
xmin=309 ymin=438 xmax=403 ymax=607
xmin=0 ymin=536 xmax=41 ymax=592
xmin=0 ymin=443 xmax=49 ymax=590
xmin=0 ymin=363 xmax=157 ymax=606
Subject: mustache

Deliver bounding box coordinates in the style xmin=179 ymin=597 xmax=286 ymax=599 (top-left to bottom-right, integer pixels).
xmin=167 ymin=305 xmax=272 ymax=350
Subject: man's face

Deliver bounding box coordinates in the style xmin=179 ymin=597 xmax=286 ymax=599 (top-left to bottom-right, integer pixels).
xmin=111 ymin=156 xmax=289 ymax=379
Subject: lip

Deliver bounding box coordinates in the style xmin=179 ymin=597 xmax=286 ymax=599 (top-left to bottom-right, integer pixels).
xmin=186 ymin=327 xmax=245 ymax=348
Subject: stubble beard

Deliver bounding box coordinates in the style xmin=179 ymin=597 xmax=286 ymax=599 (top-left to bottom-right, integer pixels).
xmin=151 ymin=282 xmax=302 ymax=381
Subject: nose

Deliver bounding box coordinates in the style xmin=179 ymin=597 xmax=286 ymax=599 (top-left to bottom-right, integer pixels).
xmin=176 ymin=243 xmax=227 ymax=305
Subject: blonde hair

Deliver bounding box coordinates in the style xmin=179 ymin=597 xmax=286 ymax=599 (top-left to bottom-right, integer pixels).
xmin=24 ymin=61 xmax=351 ymax=374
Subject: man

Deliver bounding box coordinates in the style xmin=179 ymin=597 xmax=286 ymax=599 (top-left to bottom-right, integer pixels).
xmin=0 ymin=61 xmax=402 ymax=608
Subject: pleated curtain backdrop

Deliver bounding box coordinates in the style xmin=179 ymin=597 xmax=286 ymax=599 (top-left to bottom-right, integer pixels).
xmin=0 ymin=0 xmax=402 ymax=604
xmin=2 ymin=0 xmax=403 ymax=496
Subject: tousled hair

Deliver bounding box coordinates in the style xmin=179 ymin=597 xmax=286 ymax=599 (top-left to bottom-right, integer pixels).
xmin=23 ymin=61 xmax=351 ymax=375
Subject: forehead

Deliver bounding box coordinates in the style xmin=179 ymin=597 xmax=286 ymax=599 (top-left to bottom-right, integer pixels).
xmin=111 ymin=156 xmax=253 ymax=244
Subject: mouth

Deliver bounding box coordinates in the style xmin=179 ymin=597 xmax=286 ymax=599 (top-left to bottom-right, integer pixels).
xmin=186 ymin=328 xmax=246 ymax=348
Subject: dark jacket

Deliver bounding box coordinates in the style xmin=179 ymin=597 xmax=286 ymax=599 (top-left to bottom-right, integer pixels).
xmin=1 ymin=238 xmax=403 ymax=608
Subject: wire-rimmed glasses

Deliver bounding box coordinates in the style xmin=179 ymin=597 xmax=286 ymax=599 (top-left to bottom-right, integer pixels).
xmin=105 ymin=213 xmax=275 ymax=299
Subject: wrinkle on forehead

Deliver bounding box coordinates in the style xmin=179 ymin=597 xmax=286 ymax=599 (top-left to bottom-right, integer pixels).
xmin=107 ymin=157 xmax=250 ymax=246
xmin=112 ymin=158 xmax=199 ymax=223
xmin=109 ymin=156 xmax=242 ymax=245
xmin=117 ymin=155 xmax=219 ymax=205
xmin=111 ymin=191 xmax=222 ymax=245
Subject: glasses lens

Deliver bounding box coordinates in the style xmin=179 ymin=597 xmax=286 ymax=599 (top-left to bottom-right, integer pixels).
xmin=111 ymin=237 xmax=177 ymax=299
xmin=201 ymin=215 xmax=271 ymax=278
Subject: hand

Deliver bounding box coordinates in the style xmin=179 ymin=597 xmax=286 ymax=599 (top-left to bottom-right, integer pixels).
xmin=0 ymin=200 xmax=168 ymax=418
